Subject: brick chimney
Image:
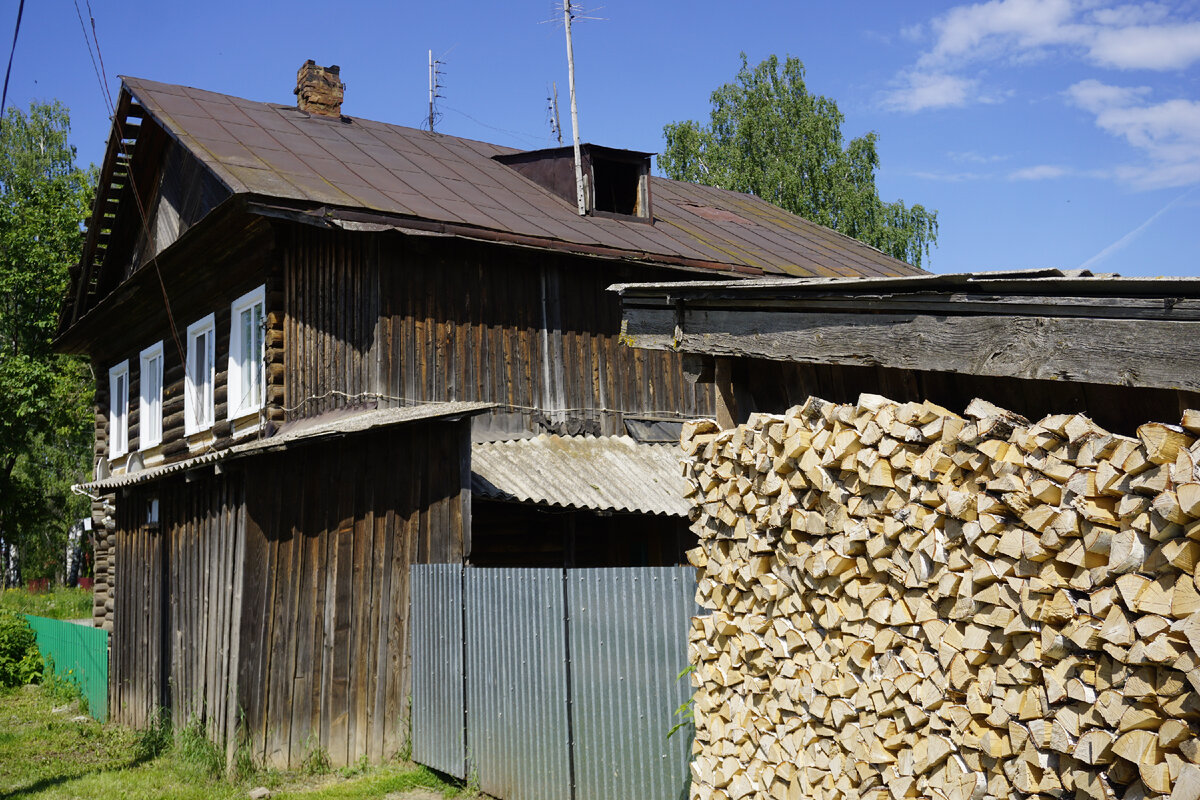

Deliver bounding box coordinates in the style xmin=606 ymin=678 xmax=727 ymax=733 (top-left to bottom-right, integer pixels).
xmin=295 ymin=60 xmax=343 ymax=117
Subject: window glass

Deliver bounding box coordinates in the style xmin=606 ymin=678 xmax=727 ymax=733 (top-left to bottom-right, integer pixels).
xmin=109 ymin=361 xmax=129 ymax=458
xmin=185 ymin=314 xmax=215 ymax=434
xmin=140 ymin=342 xmax=164 ymax=448
xmin=229 ymin=286 xmax=266 ymax=419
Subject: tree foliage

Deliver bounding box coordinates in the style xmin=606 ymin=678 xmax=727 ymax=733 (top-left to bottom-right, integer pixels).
xmin=660 ymin=54 xmax=938 ymax=268
xmin=0 ymin=101 xmax=96 ymax=583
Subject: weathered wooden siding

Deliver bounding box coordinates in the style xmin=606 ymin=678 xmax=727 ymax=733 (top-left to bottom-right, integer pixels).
xmin=108 ymin=417 xmax=470 ymax=766
xmin=282 ymin=226 xmax=716 ymax=433
xmin=236 ymin=420 xmax=469 ymax=768
xmin=110 ymin=494 xmax=165 ymax=728
xmin=110 ymin=474 xmax=245 ymax=740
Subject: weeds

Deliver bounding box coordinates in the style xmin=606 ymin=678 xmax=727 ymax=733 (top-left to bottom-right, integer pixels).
xmin=300 ymin=740 xmax=333 ymax=776
xmin=136 ymin=707 xmax=173 ymax=761
xmin=176 ymin=717 xmax=224 ymax=779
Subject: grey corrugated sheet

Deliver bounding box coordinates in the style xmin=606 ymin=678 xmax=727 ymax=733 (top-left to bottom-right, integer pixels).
xmin=471 ymin=435 xmax=690 ymax=517
xmin=78 ymin=401 xmax=492 ymax=492
xmin=567 ymin=568 xmax=697 ymax=800
xmin=465 ymin=568 xmax=571 ymax=800
xmin=410 ymin=564 xmax=466 ymax=779
xmin=120 ymin=76 xmax=924 ymax=280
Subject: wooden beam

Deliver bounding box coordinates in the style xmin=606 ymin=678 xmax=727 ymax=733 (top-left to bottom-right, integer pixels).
xmin=714 ymin=357 xmax=737 ymax=430
xmin=622 ymin=306 xmax=1200 ymax=393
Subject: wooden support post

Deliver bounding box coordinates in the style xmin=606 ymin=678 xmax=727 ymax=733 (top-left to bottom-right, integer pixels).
xmin=715 ymin=357 xmax=737 ymax=430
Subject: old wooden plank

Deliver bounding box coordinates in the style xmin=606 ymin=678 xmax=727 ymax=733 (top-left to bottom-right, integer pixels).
xmin=626 ymin=308 xmax=1200 ymax=393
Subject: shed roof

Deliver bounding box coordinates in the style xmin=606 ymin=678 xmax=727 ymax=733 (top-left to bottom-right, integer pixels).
xmin=471 ymin=434 xmax=690 ymax=517
xmin=612 ymin=268 xmax=1200 ymax=393
xmin=118 ymin=75 xmax=923 ymax=280
xmin=76 ymin=402 xmax=493 ymax=493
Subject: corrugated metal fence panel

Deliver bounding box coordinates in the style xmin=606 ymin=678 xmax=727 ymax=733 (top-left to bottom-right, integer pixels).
xmin=410 ymin=564 xmax=466 ymax=778
xmin=25 ymin=615 xmax=109 ymax=722
xmin=465 ymin=568 xmax=571 ymax=800
xmin=567 ymin=568 xmax=697 ymax=800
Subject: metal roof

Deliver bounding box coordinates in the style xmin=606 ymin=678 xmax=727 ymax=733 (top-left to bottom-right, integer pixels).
xmin=471 ymin=435 xmax=690 ymax=517
xmin=119 ymin=75 xmax=923 ymax=280
xmin=77 ymin=402 xmax=493 ymax=492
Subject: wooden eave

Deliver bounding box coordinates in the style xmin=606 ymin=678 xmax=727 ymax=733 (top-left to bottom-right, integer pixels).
xmin=613 ymin=272 xmax=1200 ymax=393
xmin=54 ymin=195 xmax=266 ymax=355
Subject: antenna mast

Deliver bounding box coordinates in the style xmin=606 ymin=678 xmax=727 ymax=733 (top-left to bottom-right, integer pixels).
xmin=428 ymin=50 xmax=435 ymax=132
xmin=427 ymin=49 xmax=445 ymax=132
xmin=562 ymin=1 xmax=586 ymax=215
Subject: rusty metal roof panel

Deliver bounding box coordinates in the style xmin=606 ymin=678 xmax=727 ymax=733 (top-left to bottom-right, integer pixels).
xmin=77 ymin=402 xmax=493 ymax=493
xmin=122 ymin=75 xmax=925 ymax=279
xmin=470 ymin=435 xmax=690 ymax=517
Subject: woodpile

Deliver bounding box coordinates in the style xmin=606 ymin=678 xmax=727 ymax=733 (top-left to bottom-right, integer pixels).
xmin=681 ymin=395 xmax=1200 ymax=800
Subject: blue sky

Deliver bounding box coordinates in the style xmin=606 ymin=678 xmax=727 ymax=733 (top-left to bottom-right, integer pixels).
xmin=4 ymin=0 xmax=1198 ymax=275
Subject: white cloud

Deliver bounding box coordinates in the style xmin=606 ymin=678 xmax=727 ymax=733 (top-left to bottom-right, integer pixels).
xmin=1068 ymin=79 xmax=1200 ymax=188
xmin=886 ymin=1 xmax=1200 ymax=113
xmin=910 ymin=169 xmax=989 ymax=181
xmin=1089 ymin=22 xmax=1200 ymax=69
xmin=1009 ymin=164 xmax=1071 ymax=179
xmin=883 ymin=72 xmax=977 ymax=112
xmin=1089 ymin=3 xmax=1170 ymax=27
xmin=948 ymin=150 xmax=1010 ymax=163
xmin=922 ymin=0 xmax=1084 ymax=65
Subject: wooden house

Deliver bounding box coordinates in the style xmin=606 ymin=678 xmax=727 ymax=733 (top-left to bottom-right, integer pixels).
xmin=56 ymin=62 xmax=923 ymax=767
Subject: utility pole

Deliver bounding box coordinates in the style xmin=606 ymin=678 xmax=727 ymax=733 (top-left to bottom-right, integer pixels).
xmin=552 ymin=82 xmax=563 ymax=145
xmin=563 ymin=1 xmax=586 ymax=215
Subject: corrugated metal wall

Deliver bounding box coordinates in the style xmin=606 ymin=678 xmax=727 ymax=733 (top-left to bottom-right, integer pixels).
xmin=566 ymin=568 xmax=697 ymax=800
xmin=411 ymin=565 xmax=697 ymax=800
xmin=410 ymin=564 xmax=465 ymax=778
xmin=24 ymin=615 xmax=109 ymax=721
xmin=465 ymin=568 xmax=572 ymax=800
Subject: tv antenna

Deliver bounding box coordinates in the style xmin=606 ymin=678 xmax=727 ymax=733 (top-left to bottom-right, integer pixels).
xmin=428 ymin=48 xmax=446 ymax=132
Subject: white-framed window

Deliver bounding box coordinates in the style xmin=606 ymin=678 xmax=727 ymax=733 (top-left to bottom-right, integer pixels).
xmin=228 ymin=285 xmax=266 ymax=420
xmin=108 ymin=360 xmax=130 ymax=459
xmin=185 ymin=313 xmax=216 ymax=435
xmin=139 ymin=341 xmax=164 ymax=449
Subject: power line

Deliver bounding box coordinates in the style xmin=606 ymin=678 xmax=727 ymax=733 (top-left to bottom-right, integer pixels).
xmin=85 ymin=0 xmax=115 ymax=112
xmin=73 ymin=0 xmax=107 ymax=114
xmin=0 ymin=0 xmax=25 ymax=120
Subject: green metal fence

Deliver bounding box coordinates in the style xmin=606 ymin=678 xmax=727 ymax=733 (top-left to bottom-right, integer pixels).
xmin=24 ymin=615 xmax=108 ymax=722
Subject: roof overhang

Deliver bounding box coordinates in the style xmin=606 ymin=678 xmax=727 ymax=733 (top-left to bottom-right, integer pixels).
xmin=76 ymin=402 xmax=493 ymax=493
xmin=611 ymin=269 xmax=1200 ymax=393
xmin=470 ymin=434 xmax=691 ymax=517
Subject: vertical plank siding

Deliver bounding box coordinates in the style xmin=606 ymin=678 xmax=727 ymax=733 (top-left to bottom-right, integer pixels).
xmin=110 ymin=476 xmax=244 ymax=738
xmin=283 ymin=226 xmax=715 ymax=433
xmin=107 ymin=417 xmax=469 ymax=768
xmin=236 ymin=420 xmax=469 ymax=768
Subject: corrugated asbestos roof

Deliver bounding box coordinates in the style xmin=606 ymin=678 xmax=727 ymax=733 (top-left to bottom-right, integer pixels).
xmin=471 ymin=435 xmax=690 ymax=517
xmin=77 ymin=402 xmax=492 ymax=492
xmin=120 ymin=75 xmax=924 ymax=280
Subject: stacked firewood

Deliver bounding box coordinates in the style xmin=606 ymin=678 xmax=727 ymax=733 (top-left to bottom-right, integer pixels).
xmin=681 ymin=396 xmax=1200 ymax=800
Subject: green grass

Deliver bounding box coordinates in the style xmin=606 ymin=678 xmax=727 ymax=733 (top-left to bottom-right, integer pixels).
xmin=0 ymin=587 xmax=93 ymax=621
xmin=0 ymin=684 xmax=465 ymax=800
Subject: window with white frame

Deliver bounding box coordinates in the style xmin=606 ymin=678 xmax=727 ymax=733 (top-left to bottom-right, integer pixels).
xmin=108 ymin=360 xmax=130 ymax=459
xmin=185 ymin=314 xmax=215 ymax=435
xmin=139 ymin=341 xmax=164 ymax=449
xmin=228 ymin=285 xmax=266 ymax=420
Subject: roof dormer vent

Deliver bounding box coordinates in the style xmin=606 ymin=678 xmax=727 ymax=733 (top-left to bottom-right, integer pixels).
xmin=495 ymin=144 xmax=653 ymax=221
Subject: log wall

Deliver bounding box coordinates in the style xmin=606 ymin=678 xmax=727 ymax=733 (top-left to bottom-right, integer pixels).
xmin=682 ymin=395 xmax=1200 ymax=800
